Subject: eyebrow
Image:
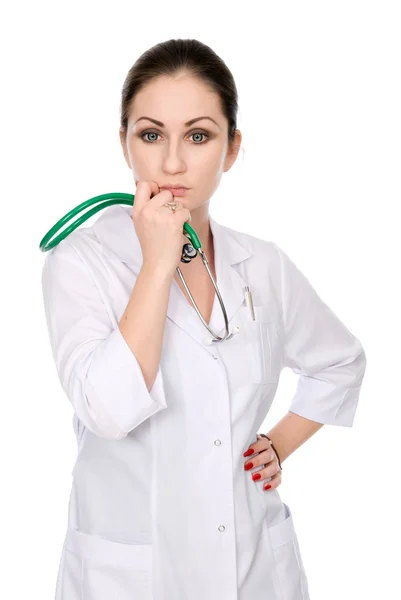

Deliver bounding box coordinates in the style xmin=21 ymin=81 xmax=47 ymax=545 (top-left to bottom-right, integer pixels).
xmin=134 ymin=116 xmax=220 ymax=129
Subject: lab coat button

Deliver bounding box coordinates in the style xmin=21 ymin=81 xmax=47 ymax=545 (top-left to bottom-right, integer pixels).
xmin=212 ymin=354 xmax=218 ymax=360
xmin=218 ymin=525 xmax=226 ymax=532
xmin=214 ymin=439 xmax=221 ymax=446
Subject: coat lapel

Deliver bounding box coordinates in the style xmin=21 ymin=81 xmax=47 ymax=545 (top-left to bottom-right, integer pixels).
xmin=92 ymin=204 xmax=252 ymax=347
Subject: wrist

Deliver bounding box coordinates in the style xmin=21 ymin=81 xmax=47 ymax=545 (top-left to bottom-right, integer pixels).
xmin=260 ymin=434 xmax=282 ymax=470
xmin=141 ymin=261 xmax=175 ymax=282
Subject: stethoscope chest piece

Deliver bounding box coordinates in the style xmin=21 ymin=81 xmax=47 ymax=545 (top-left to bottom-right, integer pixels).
xmin=181 ymin=233 xmax=198 ymax=263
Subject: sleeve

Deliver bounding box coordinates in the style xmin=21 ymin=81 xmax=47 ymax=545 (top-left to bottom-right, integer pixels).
xmin=41 ymin=239 xmax=168 ymax=440
xmin=273 ymin=243 xmax=367 ymax=427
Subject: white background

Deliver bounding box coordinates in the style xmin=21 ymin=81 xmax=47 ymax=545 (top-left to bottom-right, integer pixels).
xmin=1 ymin=1 xmax=400 ymax=598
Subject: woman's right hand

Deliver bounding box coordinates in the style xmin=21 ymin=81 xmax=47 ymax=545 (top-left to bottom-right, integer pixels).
xmin=131 ymin=180 xmax=192 ymax=277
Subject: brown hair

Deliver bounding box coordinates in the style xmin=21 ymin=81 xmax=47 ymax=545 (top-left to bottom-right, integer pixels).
xmin=120 ymin=38 xmax=240 ymax=149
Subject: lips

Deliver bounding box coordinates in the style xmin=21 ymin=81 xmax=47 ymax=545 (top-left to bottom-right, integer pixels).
xmin=161 ymin=187 xmax=188 ymax=196
xmin=134 ymin=181 xmax=189 ymax=195
xmin=160 ymin=186 xmax=188 ymax=190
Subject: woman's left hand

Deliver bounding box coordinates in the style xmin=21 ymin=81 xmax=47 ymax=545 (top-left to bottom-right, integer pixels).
xmin=243 ymin=434 xmax=283 ymax=491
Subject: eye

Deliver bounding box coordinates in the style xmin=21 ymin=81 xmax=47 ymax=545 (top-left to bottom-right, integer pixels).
xmin=140 ymin=130 xmax=210 ymax=144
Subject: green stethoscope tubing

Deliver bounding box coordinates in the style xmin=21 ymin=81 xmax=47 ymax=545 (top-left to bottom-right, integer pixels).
xmin=39 ymin=192 xmax=232 ymax=342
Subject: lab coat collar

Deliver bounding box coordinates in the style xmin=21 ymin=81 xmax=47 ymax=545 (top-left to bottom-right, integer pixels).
xmin=92 ymin=204 xmax=252 ymax=347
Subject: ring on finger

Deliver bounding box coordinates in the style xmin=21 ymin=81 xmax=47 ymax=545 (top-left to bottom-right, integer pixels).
xmin=164 ymin=201 xmax=179 ymax=212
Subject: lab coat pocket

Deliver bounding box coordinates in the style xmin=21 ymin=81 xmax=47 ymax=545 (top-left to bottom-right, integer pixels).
xmin=63 ymin=528 xmax=153 ymax=599
xmin=225 ymin=305 xmax=282 ymax=385
xmin=267 ymin=503 xmax=310 ymax=599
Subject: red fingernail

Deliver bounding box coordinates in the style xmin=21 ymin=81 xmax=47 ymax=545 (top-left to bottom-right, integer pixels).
xmin=252 ymin=473 xmax=261 ymax=481
xmin=244 ymin=462 xmax=254 ymax=471
xmin=243 ymin=448 xmax=254 ymax=457
xmin=264 ymin=484 xmax=271 ymax=490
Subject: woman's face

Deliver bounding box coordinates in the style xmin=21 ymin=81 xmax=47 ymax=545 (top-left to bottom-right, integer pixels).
xmin=119 ymin=73 xmax=241 ymax=211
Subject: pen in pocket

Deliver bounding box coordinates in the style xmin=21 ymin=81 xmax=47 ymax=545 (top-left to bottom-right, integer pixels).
xmin=244 ymin=286 xmax=255 ymax=321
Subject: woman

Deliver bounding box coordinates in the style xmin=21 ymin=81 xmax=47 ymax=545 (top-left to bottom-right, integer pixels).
xmin=42 ymin=38 xmax=367 ymax=600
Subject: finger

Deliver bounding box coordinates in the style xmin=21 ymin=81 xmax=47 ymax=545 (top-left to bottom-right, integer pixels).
xmin=260 ymin=447 xmax=277 ymax=466
xmin=151 ymin=188 xmax=179 ymax=208
xmin=262 ymin=468 xmax=282 ymax=491
xmin=133 ymin=180 xmax=160 ymax=210
xmin=175 ymin=207 xmax=192 ymax=225
xmin=244 ymin=446 xmax=276 ymax=473
xmin=250 ymin=464 xmax=282 ymax=489
xmin=243 ymin=434 xmax=272 ymax=457
xmin=159 ymin=201 xmax=186 ymax=222
xmin=163 ymin=203 xmax=191 ymax=224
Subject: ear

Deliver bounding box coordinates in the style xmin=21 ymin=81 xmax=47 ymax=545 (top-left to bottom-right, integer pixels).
xmin=119 ymin=127 xmax=131 ymax=169
xmin=223 ymin=129 xmax=242 ymax=173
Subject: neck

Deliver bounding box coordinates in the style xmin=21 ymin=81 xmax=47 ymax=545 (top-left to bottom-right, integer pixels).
xmin=187 ymin=205 xmax=213 ymax=255
xmin=176 ymin=207 xmax=214 ymax=277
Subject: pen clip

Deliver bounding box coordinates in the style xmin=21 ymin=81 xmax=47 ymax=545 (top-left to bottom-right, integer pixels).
xmin=244 ymin=286 xmax=255 ymax=321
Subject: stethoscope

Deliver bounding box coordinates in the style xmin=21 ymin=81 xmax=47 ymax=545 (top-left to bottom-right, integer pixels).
xmin=39 ymin=192 xmax=235 ymax=343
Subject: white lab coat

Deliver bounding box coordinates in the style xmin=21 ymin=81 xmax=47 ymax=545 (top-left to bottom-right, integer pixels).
xmin=41 ymin=204 xmax=366 ymax=600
